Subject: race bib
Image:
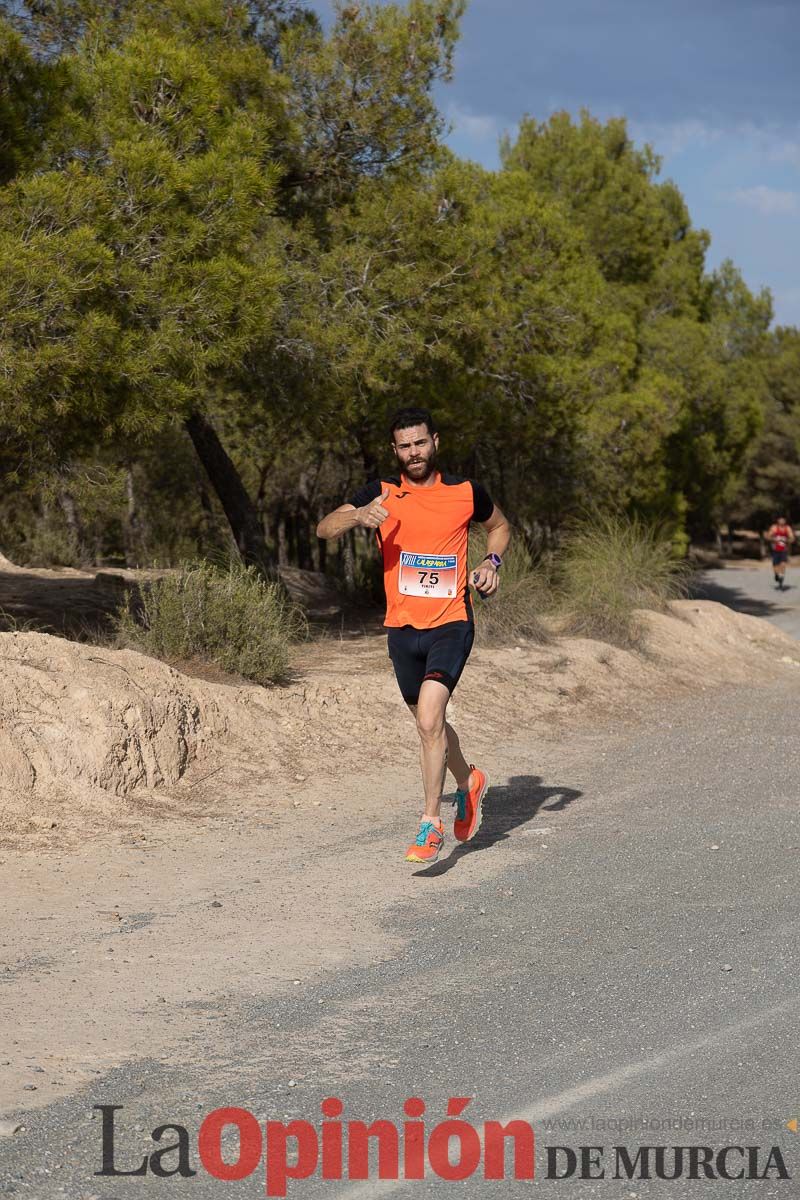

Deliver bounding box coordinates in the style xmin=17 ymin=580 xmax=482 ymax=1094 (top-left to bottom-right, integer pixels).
xmin=399 ymin=552 xmax=458 ymax=598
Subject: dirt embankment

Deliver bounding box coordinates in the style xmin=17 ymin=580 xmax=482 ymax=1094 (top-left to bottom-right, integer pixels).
xmin=1 ymin=599 xmax=797 ymax=848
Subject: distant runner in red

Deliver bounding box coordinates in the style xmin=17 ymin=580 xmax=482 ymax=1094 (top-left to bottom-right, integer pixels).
xmin=766 ymin=516 xmax=795 ymax=590
xmin=317 ymin=408 xmax=511 ymax=864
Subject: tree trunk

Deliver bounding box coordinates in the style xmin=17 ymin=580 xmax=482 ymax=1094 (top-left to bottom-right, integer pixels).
xmin=356 ymin=426 xmax=378 ymax=478
xmin=123 ymin=464 xmax=144 ymax=568
xmin=287 ymin=512 xmax=298 ymax=565
xmin=256 ymin=464 xmax=270 ymax=541
xmin=277 ymin=508 xmax=289 ymax=568
xmin=57 ymin=489 xmax=88 ymax=566
xmin=296 ymin=471 xmax=312 ymax=570
xmin=316 ymin=509 xmax=327 ymax=574
xmin=342 ymin=530 xmax=356 ymax=593
xmin=191 ymin=455 xmax=217 ymax=555
xmin=185 ymin=410 xmax=277 ymax=580
xmin=310 ymin=523 xmax=320 ymax=571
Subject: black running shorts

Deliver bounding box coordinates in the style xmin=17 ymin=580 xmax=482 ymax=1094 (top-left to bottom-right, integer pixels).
xmin=387 ymin=620 xmax=475 ymax=705
xmin=772 ymin=550 xmax=789 ymax=565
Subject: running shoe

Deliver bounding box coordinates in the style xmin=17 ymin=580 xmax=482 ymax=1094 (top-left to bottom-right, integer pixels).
xmin=405 ymin=818 xmax=445 ymax=863
xmin=453 ymin=765 xmax=488 ymax=842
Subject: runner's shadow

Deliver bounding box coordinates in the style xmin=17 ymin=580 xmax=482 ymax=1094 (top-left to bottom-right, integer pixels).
xmin=412 ymin=774 xmax=582 ymax=878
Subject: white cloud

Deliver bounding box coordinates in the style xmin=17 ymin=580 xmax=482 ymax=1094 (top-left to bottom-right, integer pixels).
xmin=626 ymin=118 xmax=800 ymax=174
xmin=446 ymin=104 xmax=500 ymax=144
xmin=765 ymin=138 xmax=800 ymax=170
xmin=733 ymin=185 xmax=799 ymax=215
xmin=630 ymin=118 xmax=723 ymax=157
xmin=733 ymin=121 xmax=800 ymax=171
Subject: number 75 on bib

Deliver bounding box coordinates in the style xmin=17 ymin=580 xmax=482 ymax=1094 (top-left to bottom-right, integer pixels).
xmin=399 ymin=552 xmax=458 ymax=598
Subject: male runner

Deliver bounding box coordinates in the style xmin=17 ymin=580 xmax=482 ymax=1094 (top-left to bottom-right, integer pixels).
xmin=766 ymin=516 xmax=795 ymax=589
xmin=316 ymin=408 xmax=510 ymax=864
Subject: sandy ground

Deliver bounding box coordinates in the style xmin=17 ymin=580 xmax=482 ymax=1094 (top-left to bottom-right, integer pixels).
xmin=2 ymin=582 xmax=800 ymax=1124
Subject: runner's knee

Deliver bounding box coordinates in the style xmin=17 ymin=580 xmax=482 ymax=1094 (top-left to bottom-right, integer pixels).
xmin=415 ymin=706 xmax=445 ymax=740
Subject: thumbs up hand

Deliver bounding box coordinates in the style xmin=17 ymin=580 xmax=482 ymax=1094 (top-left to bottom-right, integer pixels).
xmin=357 ymin=488 xmax=391 ymax=529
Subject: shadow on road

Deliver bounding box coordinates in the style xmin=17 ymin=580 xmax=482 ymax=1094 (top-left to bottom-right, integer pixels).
xmin=690 ymin=574 xmax=790 ymax=618
xmin=413 ymin=773 xmax=582 ymax=878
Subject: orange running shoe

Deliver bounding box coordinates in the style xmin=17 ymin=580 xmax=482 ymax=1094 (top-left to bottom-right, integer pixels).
xmin=405 ymin=818 xmax=445 ymax=863
xmin=453 ymin=765 xmax=488 ymax=842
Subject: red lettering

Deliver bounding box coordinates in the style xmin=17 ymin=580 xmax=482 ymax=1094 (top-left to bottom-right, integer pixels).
xmin=428 ymin=1120 xmax=480 ymax=1180
xmin=347 ymin=1120 xmax=400 ymax=1180
xmin=321 ymin=1098 xmax=343 ymax=1181
xmin=484 ymin=1120 xmax=535 ymax=1180
xmin=403 ymin=1098 xmax=426 ymax=1180
xmin=265 ymin=1121 xmax=318 ymax=1198
xmin=198 ymin=1107 xmax=261 ymax=1182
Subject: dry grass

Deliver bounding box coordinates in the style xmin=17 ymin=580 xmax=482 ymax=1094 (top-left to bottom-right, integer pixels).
xmin=556 ymin=514 xmax=692 ymax=648
xmin=111 ymin=559 xmax=307 ymax=686
xmin=470 ymin=516 xmax=691 ymax=650
xmin=0 ymin=607 xmax=47 ymax=634
xmin=470 ymin=528 xmax=553 ymax=645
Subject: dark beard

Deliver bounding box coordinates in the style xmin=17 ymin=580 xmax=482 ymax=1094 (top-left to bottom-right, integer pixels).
xmin=406 ymin=456 xmax=436 ymax=481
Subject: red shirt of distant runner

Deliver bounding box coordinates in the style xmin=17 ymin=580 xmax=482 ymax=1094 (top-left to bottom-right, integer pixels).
xmin=771 ymin=524 xmax=791 ymax=553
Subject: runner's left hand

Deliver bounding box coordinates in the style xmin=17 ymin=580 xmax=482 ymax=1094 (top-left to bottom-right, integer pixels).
xmin=471 ymin=562 xmax=499 ymax=596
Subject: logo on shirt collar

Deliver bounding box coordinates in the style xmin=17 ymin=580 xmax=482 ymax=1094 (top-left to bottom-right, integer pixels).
xmin=395 ymin=491 xmax=411 ymax=499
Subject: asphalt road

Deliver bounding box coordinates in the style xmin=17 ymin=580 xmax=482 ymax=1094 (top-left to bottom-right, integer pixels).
xmin=3 ymin=654 xmax=800 ymax=1198
xmin=693 ymin=559 xmax=800 ymax=640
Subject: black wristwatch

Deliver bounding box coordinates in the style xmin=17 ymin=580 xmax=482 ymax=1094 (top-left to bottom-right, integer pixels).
xmin=483 ymin=553 xmax=502 ymax=570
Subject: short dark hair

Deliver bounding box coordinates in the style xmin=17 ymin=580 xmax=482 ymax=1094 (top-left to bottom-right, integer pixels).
xmin=389 ymin=407 xmax=437 ymax=441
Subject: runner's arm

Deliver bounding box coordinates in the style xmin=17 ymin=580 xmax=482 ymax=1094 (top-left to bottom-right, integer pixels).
xmin=316 ymin=490 xmax=390 ymax=540
xmin=316 ymin=504 xmax=360 ymax=541
xmin=471 ymin=504 xmax=511 ymax=595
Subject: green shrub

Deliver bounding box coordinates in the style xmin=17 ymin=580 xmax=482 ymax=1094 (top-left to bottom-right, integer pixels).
xmin=112 ymin=559 xmax=306 ymax=685
xmin=18 ymin=522 xmax=82 ymax=569
xmin=470 ymin=527 xmax=553 ymax=645
xmin=557 ymin=514 xmax=691 ymax=648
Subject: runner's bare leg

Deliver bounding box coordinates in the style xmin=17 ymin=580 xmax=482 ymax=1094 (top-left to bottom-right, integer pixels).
xmin=413 ymin=680 xmax=461 ymax=820
xmin=408 ymin=701 xmax=471 ymax=796
xmin=443 ymin=719 xmax=471 ymax=791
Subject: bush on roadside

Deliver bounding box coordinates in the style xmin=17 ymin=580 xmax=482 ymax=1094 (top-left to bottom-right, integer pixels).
xmin=470 ymin=528 xmax=553 ymax=645
xmin=18 ymin=522 xmax=83 ymax=569
xmin=112 ymin=559 xmax=306 ymax=685
xmin=556 ymin=514 xmax=691 ymax=648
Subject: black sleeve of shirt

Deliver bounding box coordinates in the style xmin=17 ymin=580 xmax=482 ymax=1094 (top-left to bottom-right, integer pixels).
xmin=470 ymin=480 xmax=495 ymax=523
xmin=347 ymin=479 xmax=382 ymax=509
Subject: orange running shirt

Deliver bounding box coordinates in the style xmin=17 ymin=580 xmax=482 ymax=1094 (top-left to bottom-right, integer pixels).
xmin=349 ymin=472 xmax=495 ymax=629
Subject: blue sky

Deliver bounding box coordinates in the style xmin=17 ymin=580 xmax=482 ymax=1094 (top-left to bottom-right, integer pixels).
xmin=314 ymin=0 xmax=800 ymax=327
